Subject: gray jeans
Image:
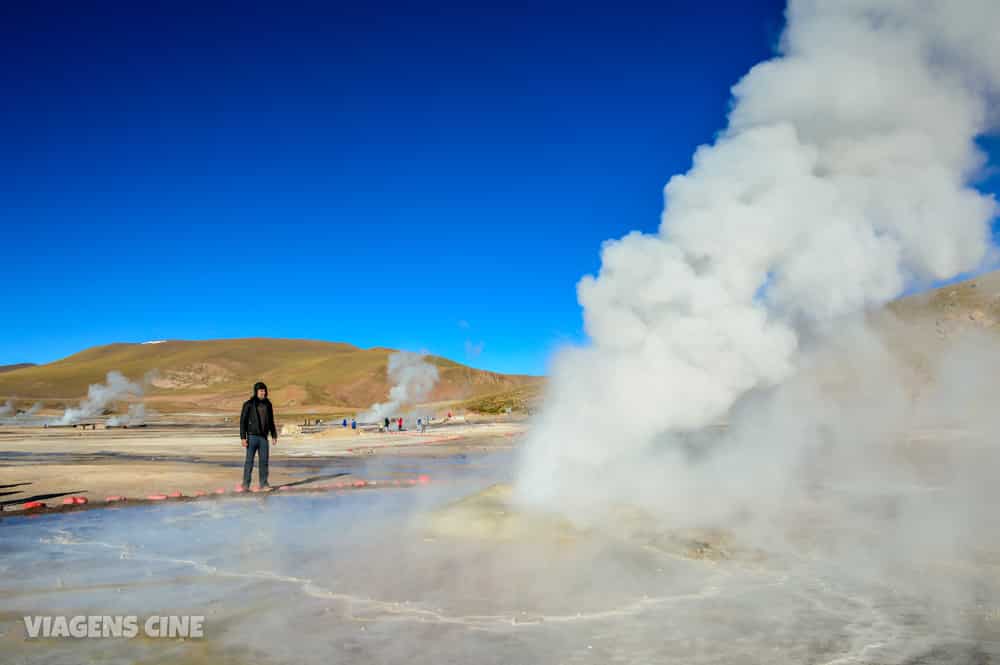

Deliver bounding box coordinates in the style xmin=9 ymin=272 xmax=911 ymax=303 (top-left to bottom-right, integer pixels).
xmin=243 ymin=434 xmax=270 ymax=488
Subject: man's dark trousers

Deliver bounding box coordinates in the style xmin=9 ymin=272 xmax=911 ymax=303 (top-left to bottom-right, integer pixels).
xmin=243 ymin=434 xmax=270 ymax=488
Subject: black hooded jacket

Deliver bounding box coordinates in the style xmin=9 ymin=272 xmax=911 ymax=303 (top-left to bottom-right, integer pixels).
xmin=240 ymin=382 xmax=278 ymax=440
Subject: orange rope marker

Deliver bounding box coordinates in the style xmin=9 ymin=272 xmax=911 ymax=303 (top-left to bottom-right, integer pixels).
xmin=214 ymin=488 xmax=226 ymax=494
xmin=22 ymin=501 xmax=46 ymax=510
xmin=167 ymin=491 xmax=182 ymax=498
xmin=105 ymin=496 xmax=126 ymax=503
xmin=147 ymin=494 xmax=168 ymax=501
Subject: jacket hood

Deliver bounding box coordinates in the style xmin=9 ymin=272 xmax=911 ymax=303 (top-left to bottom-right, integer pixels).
xmin=252 ymin=382 xmax=268 ymax=398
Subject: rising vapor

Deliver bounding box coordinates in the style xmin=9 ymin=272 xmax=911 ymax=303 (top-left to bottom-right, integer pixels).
xmin=56 ymin=371 xmax=148 ymax=426
xmin=517 ymin=0 xmax=1000 ymax=520
xmin=360 ymin=351 xmax=439 ymax=423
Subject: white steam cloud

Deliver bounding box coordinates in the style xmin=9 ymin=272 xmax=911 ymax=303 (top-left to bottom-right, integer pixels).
xmin=517 ymin=0 xmax=1000 ymax=520
xmin=1 ymin=400 xmax=43 ymax=421
xmin=56 ymin=371 xmax=148 ymax=426
xmin=360 ymin=352 xmax=439 ymax=423
xmin=106 ymin=403 xmax=146 ymax=427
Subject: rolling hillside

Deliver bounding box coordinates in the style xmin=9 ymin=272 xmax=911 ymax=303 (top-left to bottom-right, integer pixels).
xmin=0 ymin=338 xmax=542 ymax=415
xmin=5 ymin=271 xmax=1000 ymax=418
xmin=0 ymin=363 xmax=35 ymax=374
xmin=888 ymin=269 xmax=1000 ymax=332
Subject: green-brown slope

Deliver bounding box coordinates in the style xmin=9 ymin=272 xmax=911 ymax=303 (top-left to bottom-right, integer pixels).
xmin=0 ymin=363 xmax=35 ymax=374
xmin=0 ymin=338 xmax=542 ymax=414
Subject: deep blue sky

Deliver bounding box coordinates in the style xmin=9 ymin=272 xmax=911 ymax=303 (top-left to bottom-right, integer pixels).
xmin=2 ymin=1 xmax=994 ymax=375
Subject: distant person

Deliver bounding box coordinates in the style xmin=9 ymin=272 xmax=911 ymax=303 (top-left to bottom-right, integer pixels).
xmin=384 ymin=416 xmax=390 ymax=432
xmin=351 ymin=418 xmax=357 ymax=430
xmin=240 ymin=382 xmax=278 ymax=491
xmin=342 ymin=418 xmax=348 ymax=428
xmin=398 ymin=417 xmax=403 ymax=431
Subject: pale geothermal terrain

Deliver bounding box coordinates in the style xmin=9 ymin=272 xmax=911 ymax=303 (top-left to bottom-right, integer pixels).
xmin=2 ymin=274 xmax=1000 ymax=663
xmin=8 ymin=0 xmax=1000 ymax=659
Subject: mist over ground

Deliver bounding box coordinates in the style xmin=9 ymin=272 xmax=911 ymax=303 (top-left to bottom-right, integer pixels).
xmin=5 ymin=1 xmax=1000 ymax=663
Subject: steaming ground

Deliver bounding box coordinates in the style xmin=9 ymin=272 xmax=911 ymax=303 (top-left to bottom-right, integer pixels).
xmin=4 ymin=327 xmax=1000 ymax=662
xmin=5 ymin=1 xmax=1000 ymax=660
xmin=3 ymin=433 xmax=1000 ymax=664
xmin=505 ymin=0 xmax=1000 ymax=659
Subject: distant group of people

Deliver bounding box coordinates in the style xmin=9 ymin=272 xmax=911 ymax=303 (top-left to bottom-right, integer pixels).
xmin=372 ymin=415 xmax=431 ymax=433
xmin=382 ymin=416 xmax=404 ymax=432
xmin=327 ymin=415 xmax=437 ymax=433
xmin=334 ymin=415 xmax=437 ymax=432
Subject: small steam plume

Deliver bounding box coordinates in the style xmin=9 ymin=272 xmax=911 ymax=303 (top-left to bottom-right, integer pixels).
xmin=0 ymin=399 xmax=13 ymax=417
xmin=107 ymin=403 xmax=146 ymax=427
xmin=20 ymin=402 xmax=42 ymax=418
xmin=5 ymin=401 xmax=43 ymax=421
xmin=56 ymin=371 xmax=147 ymax=426
xmin=360 ymin=352 xmax=439 ymax=423
xmin=518 ymin=0 xmax=1000 ymax=521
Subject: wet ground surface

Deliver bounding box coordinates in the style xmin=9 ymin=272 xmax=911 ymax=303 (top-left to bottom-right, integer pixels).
xmin=2 ymin=449 xmax=1000 ymax=664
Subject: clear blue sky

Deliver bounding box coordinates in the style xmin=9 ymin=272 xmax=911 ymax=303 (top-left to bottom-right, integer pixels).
xmin=2 ymin=1 xmax=996 ymax=375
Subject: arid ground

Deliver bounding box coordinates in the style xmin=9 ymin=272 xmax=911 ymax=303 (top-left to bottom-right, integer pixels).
xmin=0 ymin=419 xmax=526 ymax=513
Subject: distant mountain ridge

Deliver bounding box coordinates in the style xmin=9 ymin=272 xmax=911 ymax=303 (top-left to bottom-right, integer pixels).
xmin=0 ymin=363 xmax=36 ymax=374
xmin=0 ymin=338 xmax=541 ymax=415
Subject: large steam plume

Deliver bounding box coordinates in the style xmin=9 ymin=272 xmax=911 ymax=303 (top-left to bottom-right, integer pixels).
xmin=517 ymin=0 xmax=1000 ymax=521
xmin=56 ymin=371 xmax=148 ymax=426
xmin=360 ymin=352 xmax=439 ymax=423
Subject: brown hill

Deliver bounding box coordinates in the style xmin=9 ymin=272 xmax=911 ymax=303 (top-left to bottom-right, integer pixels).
xmin=0 ymin=363 xmax=35 ymax=374
xmin=888 ymin=270 xmax=1000 ymax=333
xmin=4 ymin=272 xmax=997 ymax=418
xmin=0 ymin=338 xmax=542 ymax=415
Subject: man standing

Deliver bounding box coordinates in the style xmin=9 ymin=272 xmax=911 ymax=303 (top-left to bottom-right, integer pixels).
xmin=240 ymin=382 xmax=278 ymax=490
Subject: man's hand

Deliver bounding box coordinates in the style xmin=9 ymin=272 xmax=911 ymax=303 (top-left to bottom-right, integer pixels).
xmin=241 ymin=439 xmax=248 ymax=448
xmin=271 ymin=437 xmax=278 ymax=447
